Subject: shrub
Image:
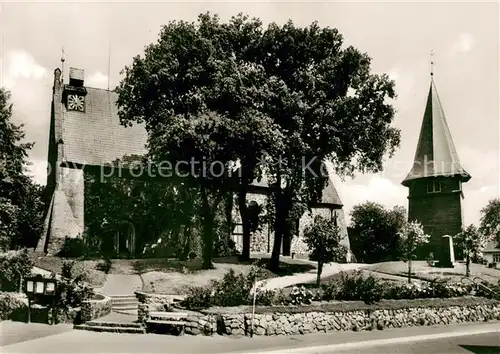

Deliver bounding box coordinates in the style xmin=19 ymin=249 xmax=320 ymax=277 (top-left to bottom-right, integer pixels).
xmin=334 ymin=272 xmax=384 ymax=304
xmin=0 ymin=248 xmax=33 ymax=292
xmin=57 ymin=237 xmax=87 ymax=258
xmin=182 ymin=266 xmax=271 ymax=310
xmin=56 ymin=261 xmax=94 ymax=312
xmin=0 ymin=292 xmax=28 ymax=321
xmin=95 ymin=258 xmax=112 ymax=274
xmin=289 ymin=286 xmax=314 ymax=305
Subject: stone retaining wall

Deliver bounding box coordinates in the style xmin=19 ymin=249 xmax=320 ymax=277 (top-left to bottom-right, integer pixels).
xmin=135 ymin=291 xmax=174 ymax=305
xmin=186 ymin=299 xmax=500 ymax=336
xmin=80 ymin=293 xmax=112 ymax=322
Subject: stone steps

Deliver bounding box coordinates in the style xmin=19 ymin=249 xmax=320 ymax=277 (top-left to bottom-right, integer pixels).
xmin=110 ymin=295 xmax=139 ymax=312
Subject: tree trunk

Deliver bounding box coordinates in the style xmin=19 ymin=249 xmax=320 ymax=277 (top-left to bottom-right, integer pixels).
xmin=201 ymin=184 xmax=214 ymax=269
xmin=238 ymin=188 xmax=251 ymax=261
xmin=466 ymin=254 xmax=470 ymax=277
xmin=269 ymin=175 xmax=283 ymax=272
xmin=316 ymin=261 xmax=323 ymax=288
xmin=407 ymin=258 xmax=412 ymax=283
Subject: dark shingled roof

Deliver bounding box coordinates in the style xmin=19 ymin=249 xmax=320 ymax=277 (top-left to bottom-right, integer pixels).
xmin=402 ymin=79 xmax=471 ymax=186
xmin=61 ymin=87 xmax=148 ymax=166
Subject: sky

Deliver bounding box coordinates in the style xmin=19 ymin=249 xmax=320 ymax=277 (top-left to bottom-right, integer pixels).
xmin=1 ymin=0 xmax=499 ymax=226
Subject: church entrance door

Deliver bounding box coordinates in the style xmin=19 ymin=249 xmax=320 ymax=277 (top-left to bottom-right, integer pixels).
xmin=116 ymin=222 xmax=135 ymax=258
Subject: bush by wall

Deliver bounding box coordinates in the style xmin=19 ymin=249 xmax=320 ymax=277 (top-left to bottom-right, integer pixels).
xmin=0 ymin=292 xmax=28 ymax=321
xmin=182 ymin=267 xmax=275 ymax=310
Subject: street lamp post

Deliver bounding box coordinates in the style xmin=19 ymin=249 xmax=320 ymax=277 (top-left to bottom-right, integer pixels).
xmin=24 ymin=274 xmax=58 ymax=324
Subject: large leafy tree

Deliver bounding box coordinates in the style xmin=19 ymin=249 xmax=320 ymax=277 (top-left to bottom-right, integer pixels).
xmin=249 ymin=20 xmax=401 ymax=271
xmin=0 ymin=88 xmax=43 ymax=251
xmin=349 ymin=202 xmax=407 ymax=263
xmin=116 ymin=14 xmax=281 ymax=268
xmin=479 ymin=198 xmax=500 ymax=244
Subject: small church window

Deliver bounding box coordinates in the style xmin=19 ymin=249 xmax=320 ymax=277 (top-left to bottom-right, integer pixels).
xmin=427 ymin=179 xmax=441 ymax=193
xmin=452 ymin=181 xmax=462 ymax=192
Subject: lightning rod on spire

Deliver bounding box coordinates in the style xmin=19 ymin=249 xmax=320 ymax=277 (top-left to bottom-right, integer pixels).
xmin=107 ymin=40 xmax=111 ymax=90
xmin=430 ymin=49 xmax=435 ymax=77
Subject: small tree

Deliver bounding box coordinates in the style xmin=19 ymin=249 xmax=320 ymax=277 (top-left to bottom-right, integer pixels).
xmin=479 ymin=198 xmax=500 ymax=244
xmin=398 ymin=221 xmax=430 ymax=283
xmin=455 ymin=224 xmax=485 ymax=277
xmin=303 ymin=215 xmax=348 ymax=287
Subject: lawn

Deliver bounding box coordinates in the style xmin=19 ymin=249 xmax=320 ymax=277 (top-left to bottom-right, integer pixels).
xmin=30 ymin=253 xmax=107 ymax=287
xmin=32 ymin=253 xmax=316 ymax=294
xmin=365 ymin=261 xmax=500 ymax=284
xmin=140 ymin=256 xmax=316 ymax=294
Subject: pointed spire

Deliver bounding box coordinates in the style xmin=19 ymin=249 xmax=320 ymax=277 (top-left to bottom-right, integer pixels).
xmin=402 ymin=74 xmax=471 ymax=186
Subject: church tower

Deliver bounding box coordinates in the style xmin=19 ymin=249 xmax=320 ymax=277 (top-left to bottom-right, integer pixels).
xmin=402 ymin=60 xmax=471 ymax=262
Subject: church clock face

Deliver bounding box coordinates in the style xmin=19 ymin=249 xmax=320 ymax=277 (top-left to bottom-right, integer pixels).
xmin=67 ymin=94 xmax=85 ymax=112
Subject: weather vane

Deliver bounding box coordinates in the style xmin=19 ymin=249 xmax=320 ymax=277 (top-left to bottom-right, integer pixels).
xmin=430 ymin=49 xmax=435 ymax=76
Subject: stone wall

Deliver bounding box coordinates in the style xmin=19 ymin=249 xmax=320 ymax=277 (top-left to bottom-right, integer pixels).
xmin=80 ymin=293 xmax=112 ymax=322
xmin=46 ymin=167 xmax=85 ymax=255
xmin=180 ymin=298 xmax=500 ymax=336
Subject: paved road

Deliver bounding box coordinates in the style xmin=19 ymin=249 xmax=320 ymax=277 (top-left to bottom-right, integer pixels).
xmin=0 ymin=321 xmax=73 ymax=347
xmin=1 ymin=321 xmax=498 ymax=354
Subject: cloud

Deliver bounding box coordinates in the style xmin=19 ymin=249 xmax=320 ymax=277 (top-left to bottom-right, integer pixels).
xmin=86 ymin=72 xmax=109 ymax=89
xmin=2 ymin=50 xmax=48 ymax=88
xmin=26 ymin=159 xmax=48 ymax=186
xmin=453 ymin=33 xmax=475 ymax=54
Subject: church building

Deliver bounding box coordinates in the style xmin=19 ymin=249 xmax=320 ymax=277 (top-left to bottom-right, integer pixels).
xmin=402 ymin=68 xmax=471 ymax=262
xmin=37 ymin=65 xmax=352 ymax=260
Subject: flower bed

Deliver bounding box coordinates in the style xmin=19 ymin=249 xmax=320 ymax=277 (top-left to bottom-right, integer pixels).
xmin=182 ymin=297 xmax=500 ymax=336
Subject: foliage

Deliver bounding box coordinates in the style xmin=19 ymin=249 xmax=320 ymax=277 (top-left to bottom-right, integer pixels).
xmin=398 ymin=221 xmax=430 ymax=283
xmin=289 ymin=285 xmax=315 ymax=305
xmin=0 ymin=88 xmax=44 ymax=251
xmin=426 ymin=252 xmax=435 ymax=266
xmin=95 ymin=258 xmax=112 ymax=274
xmin=334 ymin=271 xmax=384 ymax=304
xmin=182 ymin=266 xmax=272 ymax=310
xmin=0 ymin=248 xmax=33 ymax=292
xmin=320 ymin=272 xmax=476 ymax=304
xmin=0 ymin=291 xmax=28 ymax=321
xmin=455 ymin=224 xmax=486 ymax=277
xmin=84 ymin=164 xmax=203 ymax=259
xmin=55 ymin=261 xmax=95 ymax=312
xmin=303 ymin=215 xmax=348 ymax=286
xmin=116 ymin=13 xmax=400 ymax=271
xmin=57 ymin=237 xmax=88 ymax=258
xmin=479 ymin=198 xmax=500 ymax=244
xmin=349 ymin=203 xmax=407 ymax=263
